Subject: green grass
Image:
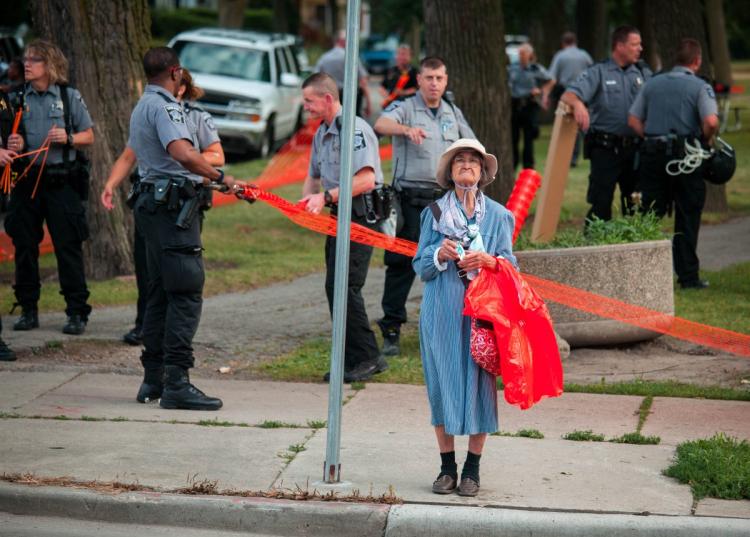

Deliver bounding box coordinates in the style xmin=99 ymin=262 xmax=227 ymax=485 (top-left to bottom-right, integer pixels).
xmin=565 ymin=379 xmax=750 ymax=401
xmin=492 ymin=428 xmax=545 ymax=439
xmin=636 ymin=396 xmax=654 ymax=433
xmin=664 ymin=433 xmax=750 ymax=500
xmin=563 ymin=430 xmax=606 ymax=442
xmin=257 ymin=420 xmax=300 ymax=429
xmin=609 ymin=432 xmax=661 ymax=445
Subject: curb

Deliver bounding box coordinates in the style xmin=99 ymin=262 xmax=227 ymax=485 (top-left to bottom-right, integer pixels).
xmin=0 ymin=482 xmax=389 ymax=537
xmin=386 ymin=504 xmax=750 ymax=537
xmin=1 ymin=482 xmax=748 ymax=537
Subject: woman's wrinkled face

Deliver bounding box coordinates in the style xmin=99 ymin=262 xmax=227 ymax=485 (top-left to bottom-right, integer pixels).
xmin=451 ymin=150 xmax=483 ymax=188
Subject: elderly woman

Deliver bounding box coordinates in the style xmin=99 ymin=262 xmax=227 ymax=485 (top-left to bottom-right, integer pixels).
xmin=413 ymin=138 xmax=517 ymax=497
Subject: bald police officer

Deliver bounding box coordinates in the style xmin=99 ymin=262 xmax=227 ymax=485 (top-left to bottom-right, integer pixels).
xmin=562 ymin=25 xmax=652 ymax=223
xmin=509 ymin=43 xmax=555 ymax=170
xmin=300 ymin=72 xmax=387 ymax=382
xmin=373 ymin=56 xmax=475 ymax=356
xmin=5 ymin=40 xmax=94 ymax=335
xmin=128 ymin=47 xmax=238 ymax=410
xmin=628 ymin=39 xmax=719 ymax=290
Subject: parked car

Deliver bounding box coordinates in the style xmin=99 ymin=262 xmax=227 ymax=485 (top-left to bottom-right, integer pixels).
xmin=168 ymin=28 xmax=306 ymax=157
xmin=360 ymin=34 xmax=399 ymax=75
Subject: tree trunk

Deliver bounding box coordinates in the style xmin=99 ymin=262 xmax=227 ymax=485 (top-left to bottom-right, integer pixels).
xmin=422 ymin=0 xmax=513 ymax=203
xmin=218 ymin=0 xmax=247 ymax=29
xmin=647 ymin=0 xmax=727 ymax=213
xmin=273 ymin=0 xmax=290 ymax=33
xmin=576 ymin=0 xmax=607 ymax=62
xmin=30 ymin=0 xmax=151 ymax=279
xmin=705 ymin=0 xmax=732 ymax=87
xmin=528 ymin=1 xmax=568 ymax=65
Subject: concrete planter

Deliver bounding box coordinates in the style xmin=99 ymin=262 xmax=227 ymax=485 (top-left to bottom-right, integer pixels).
xmin=515 ymin=240 xmax=674 ymax=347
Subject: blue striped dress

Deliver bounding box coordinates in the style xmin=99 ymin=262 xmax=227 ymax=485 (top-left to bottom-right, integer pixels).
xmin=413 ymin=194 xmax=517 ymax=436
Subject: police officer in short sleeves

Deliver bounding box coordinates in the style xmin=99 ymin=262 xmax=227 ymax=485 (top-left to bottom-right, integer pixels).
xmin=373 ymin=56 xmax=474 ymax=356
xmin=562 ymin=26 xmax=652 ymax=224
xmin=628 ymin=39 xmax=719 ymax=290
xmin=5 ymin=40 xmax=94 ymax=335
xmin=300 ymin=72 xmax=387 ymax=383
xmin=127 ymin=47 xmax=238 ymax=410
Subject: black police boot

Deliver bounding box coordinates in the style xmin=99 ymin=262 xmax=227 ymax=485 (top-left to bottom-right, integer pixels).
xmin=62 ymin=314 xmax=87 ymax=335
xmin=382 ymin=327 xmax=401 ymax=357
xmin=159 ymin=365 xmax=222 ymax=411
xmin=123 ymin=327 xmax=143 ymax=346
xmin=0 ymin=338 xmax=16 ymax=362
xmin=136 ymin=367 xmax=163 ymax=403
xmin=13 ymin=310 xmax=39 ymax=331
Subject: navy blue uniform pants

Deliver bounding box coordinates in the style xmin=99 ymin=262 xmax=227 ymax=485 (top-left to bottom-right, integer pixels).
xmin=134 ymin=193 xmax=204 ymax=372
xmin=511 ymin=101 xmax=539 ymax=169
xmin=4 ymin=174 xmax=91 ymax=318
xmin=324 ymin=214 xmax=380 ymax=370
xmin=586 ymin=145 xmax=639 ymax=222
xmin=638 ymin=151 xmax=706 ymax=285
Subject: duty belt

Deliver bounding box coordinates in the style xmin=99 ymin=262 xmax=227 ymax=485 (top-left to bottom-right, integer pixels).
xmin=587 ymin=132 xmax=641 ymax=148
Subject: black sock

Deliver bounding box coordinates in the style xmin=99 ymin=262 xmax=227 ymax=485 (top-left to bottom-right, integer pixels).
xmin=461 ymin=451 xmax=481 ymax=483
xmin=440 ymin=451 xmax=457 ymax=478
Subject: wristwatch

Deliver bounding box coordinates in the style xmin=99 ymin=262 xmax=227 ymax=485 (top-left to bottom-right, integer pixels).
xmin=66 ymin=133 xmax=74 ymax=147
xmin=323 ymin=190 xmax=333 ymax=205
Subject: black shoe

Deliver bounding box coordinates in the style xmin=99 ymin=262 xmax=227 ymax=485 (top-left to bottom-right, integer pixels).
xmin=680 ymin=279 xmax=709 ymax=290
xmin=62 ymin=315 xmax=86 ymax=335
xmin=323 ymin=356 xmax=389 ymax=383
xmin=123 ymin=327 xmax=143 ymax=346
xmin=0 ymin=339 xmax=16 ymax=362
xmin=382 ymin=332 xmax=400 ymax=357
xmin=159 ymin=366 xmax=222 ymax=411
xmin=13 ymin=310 xmax=39 ymax=331
xmin=136 ymin=368 xmax=163 ymax=403
xmin=432 ymin=473 xmax=458 ymax=494
xmin=456 ymin=476 xmax=480 ymax=497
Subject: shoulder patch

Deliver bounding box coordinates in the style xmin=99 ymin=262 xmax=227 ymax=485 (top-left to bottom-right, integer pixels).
xmin=383 ymin=100 xmax=403 ymax=113
xmin=204 ymin=114 xmax=216 ymax=130
xmin=164 ymin=104 xmax=185 ymax=124
xmin=706 ymin=85 xmax=716 ymax=99
xmin=353 ymin=130 xmax=366 ymax=150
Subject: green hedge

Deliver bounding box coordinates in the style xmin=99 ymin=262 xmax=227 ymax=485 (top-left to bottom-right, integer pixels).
xmin=150 ymin=7 xmax=274 ymax=41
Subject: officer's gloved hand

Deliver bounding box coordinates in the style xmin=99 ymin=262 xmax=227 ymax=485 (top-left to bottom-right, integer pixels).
xmin=235 ymin=182 xmax=257 ymax=204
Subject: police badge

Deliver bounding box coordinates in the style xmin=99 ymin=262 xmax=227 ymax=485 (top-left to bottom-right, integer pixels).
xmin=164 ymin=105 xmax=185 ymax=124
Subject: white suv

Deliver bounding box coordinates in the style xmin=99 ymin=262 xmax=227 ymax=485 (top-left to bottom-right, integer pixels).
xmin=169 ymin=28 xmax=307 ymax=157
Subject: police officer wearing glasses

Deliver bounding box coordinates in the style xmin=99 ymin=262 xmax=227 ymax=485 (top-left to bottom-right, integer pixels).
xmin=628 ymin=39 xmax=719 ymax=290
xmin=562 ymin=26 xmax=652 ymax=224
xmin=5 ymin=39 xmax=94 ymax=336
xmin=127 ymin=47 xmax=240 ymax=410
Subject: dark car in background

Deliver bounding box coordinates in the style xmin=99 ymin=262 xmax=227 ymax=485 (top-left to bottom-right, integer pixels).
xmin=360 ymin=34 xmax=399 ymax=75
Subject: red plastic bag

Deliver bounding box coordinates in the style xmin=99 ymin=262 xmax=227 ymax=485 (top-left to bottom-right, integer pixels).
xmin=463 ymin=260 xmax=563 ymax=409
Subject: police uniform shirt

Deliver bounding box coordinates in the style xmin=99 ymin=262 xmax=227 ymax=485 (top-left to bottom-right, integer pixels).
xmin=567 ymin=58 xmax=651 ymax=136
xmin=128 ymin=84 xmax=201 ymax=184
xmin=381 ymin=92 xmax=475 ymax=190
xmin=183 ymin=102 xmax=220 ymax=149
xmin=381 ymin=65 xmax=419 ymax=97
xmin=315 ymin=46 xmax=368 ymax=89
xmin=508 ymin=63 xmax=553 ymax=99
xmin=629 ymin=66 xmax=718 ymax=137
xmin=22 ymin=83 xmax=93 ymax=165
xmin=308 ymin=110 xmax=383 ymax=191
xmin=548 ymin=46 xmax=593 ymax=88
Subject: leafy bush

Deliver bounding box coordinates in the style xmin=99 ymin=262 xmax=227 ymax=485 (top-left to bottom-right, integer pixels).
xmin=516 ymin=212 xmax=666 ymax=251
xmin=150 ymin=7 xmax=274 ymax=41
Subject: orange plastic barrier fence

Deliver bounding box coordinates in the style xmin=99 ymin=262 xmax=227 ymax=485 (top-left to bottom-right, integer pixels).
xmin=236 ymin=183 xmax=750 ymax=359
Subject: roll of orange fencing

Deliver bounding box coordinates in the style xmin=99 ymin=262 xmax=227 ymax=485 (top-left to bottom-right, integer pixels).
xmin=505 ymin=168 xmax=542 ymax=243
xmin=235 ymin=183 xmax=750 ymax=358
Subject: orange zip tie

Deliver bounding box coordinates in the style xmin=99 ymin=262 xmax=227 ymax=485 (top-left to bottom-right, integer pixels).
xmin=30 ymin=136 xmax=52 ymax=199
xmin=1 ymin=110 xmax=23 ymax=194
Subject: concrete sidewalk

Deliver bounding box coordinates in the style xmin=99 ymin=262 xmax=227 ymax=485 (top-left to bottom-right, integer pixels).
xmin=0 ymin=371 xmax=748 ymax=535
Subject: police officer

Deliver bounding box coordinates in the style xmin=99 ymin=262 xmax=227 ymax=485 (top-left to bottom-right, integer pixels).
xmin=628 ymin=39 xmax=719 ymax=290
xmin=300 ymin=72 xmax=387 ymax=382
xmin=316 ymin=30 xmax=371 ymax=117
xmin=102 ymin=68 xmax=224 ymax=347
xmin=373 ymin=56 xmax=475 ymax=356
xmin=127 ymin=47 xmax=239 ymax=410
xmin=509 ymin=43 xmax=555 ymax=170
xmin=562 ymin=25 xmax=652 ymax=223
xmin=547 ymin=32 xmax=593 ymax=166
xmin=0 ymin=139 xmax=17 ymax=361
xmin=379 ymin=44 xmax=418 ymax=108
xmin=5 ymin=40 xmax=94 ymax=335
